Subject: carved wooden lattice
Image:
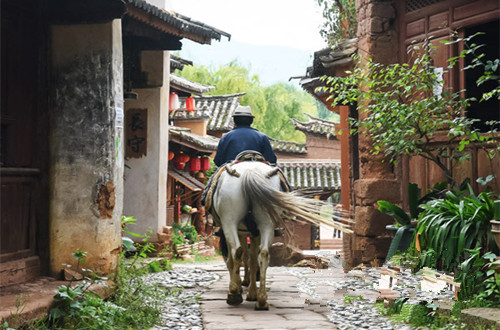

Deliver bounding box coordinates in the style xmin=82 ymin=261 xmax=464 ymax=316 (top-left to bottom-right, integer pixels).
xmin=406 ymin=0 xmax=445 ymax=12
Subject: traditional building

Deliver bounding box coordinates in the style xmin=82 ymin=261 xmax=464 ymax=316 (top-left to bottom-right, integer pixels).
xmin=0 ymin=0 xmax=229 ymax=289
xmin=301 ymin=0 xmax=500 ymax=269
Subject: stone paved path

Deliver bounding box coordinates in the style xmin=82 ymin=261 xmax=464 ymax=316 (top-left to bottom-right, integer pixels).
xmin=188 ymin=261 xmax=349 ymax=330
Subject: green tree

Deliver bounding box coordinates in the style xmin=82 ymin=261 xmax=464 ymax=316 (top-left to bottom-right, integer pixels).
xmin=175 ymin=61 xmax=328 ymax=142
xmin=317 ymin=0 xmax=357 ymax=45
xmin=319 ymin=36 xmax=499 ymax=188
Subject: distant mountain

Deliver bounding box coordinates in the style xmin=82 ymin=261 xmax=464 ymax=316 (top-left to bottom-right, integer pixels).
xmin=177 ymin=39 xmax=317 ymax=87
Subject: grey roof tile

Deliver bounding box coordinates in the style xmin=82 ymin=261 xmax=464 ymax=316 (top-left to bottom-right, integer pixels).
xmin=170 ymin=55 xmax=193 ymax=71
xmin=169 ymin=126 xmax=219 ymax=151
xmin=173 ymin=93 xmax=246 ymax=132
xmin=170 ymin=75 xmax=215 ymax=95
xmin=269 ymin=138 xmax=307 ymax=154
xmin=291 ymin=113 xmax=337 ymax=139
xmin=125 ymin=0 xmax=231 ymax=43
xmin=278 ymin=159 xmax=341 ymax=191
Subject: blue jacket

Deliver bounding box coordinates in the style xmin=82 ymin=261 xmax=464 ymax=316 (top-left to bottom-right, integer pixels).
xmin=214 ymin=126 xmax=277 ymax=166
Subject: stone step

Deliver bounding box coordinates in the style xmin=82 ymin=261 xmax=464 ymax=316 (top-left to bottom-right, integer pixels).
xmin=162 ymin=226 xmax=173 ymax=235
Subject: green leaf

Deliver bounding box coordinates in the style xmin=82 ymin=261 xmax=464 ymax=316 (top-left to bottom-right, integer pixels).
xmin=385 ymin=225 xmax=411 ymax=261
xmin=378 ymin=200 xmax=411 ymax=226
xmin=408 ymin=183 xmax=422 ymax=219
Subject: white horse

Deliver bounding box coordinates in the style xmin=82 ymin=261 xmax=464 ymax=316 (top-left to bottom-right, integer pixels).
xmin=210 ymin=160 xmax=351 ymax=310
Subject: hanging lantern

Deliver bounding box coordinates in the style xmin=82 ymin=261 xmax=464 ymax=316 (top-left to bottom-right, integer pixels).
xmin=168 ymin=151 xmax=175 ymax=161
xmin=178 ymin=153 xmax=190 ymax=164
xmin=201 ymin=157 xmax=211 ymax=171
xmin=189 ymin=157 xmax=201 ymax=172
xmin=169 ymin=92 xmax=179 ymax=111
xmin=173 ymin=151 xmax=190 ymax=170
xmin=185 ymin=97 xmax=195 ymax=111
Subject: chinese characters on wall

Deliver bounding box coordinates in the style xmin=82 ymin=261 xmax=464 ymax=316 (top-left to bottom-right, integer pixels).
xmin=125 ymin=108 xmax=147 ymax=158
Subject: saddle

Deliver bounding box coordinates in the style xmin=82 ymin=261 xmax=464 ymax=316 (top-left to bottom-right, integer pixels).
xmin=204 ymin=151 xmax=291 ymax=224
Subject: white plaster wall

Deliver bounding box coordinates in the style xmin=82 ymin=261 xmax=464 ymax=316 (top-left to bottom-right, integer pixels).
xmin=123 ymin=51 xmax=170 ymax=240
xmin=49 ymin=20 xmax=123 ymax=276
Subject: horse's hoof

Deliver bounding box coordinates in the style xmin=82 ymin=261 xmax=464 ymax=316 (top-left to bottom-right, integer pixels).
xmin=254 ymin=301 xmax=269 ymax=310
xmin=227 ymin=293 xmax=243 ymax=305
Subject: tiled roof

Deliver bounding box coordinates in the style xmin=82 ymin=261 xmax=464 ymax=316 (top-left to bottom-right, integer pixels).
xmin=269 ymin=138 xmax=307 ymax=154
xmin=298 ymin=38 xmax=358 ymax=89
xmin=170 ymin=75 xmax=215 ymax=96
xmin=169 ymin=126 xmax=219 ymax=152
xmin=168 ymin=168 xmax=205 ymax=191
xmin=170 ymin=55 xmax=193 ymax=71
xmin=175 ymin=93 xmax=247 ymax=132
xmin=125 ymin=0 xmax=231 ymax=44
xmin=318 ymin=38 xmax=357 ymax=69
xmin=291 ymin=113 xmax=338 ymax=139
xmin=278 ymin=160 xmax=341 ymax=191
xmin=169 ymin=94 xmax=246 ymax=131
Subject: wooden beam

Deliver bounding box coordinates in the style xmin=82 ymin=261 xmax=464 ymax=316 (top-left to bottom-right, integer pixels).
xmin=49 ymin=0 xmax=125 ymax=24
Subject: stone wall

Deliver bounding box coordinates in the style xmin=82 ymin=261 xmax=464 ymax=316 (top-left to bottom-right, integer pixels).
xmin=344 ymin=0 xmax=402 ymax=269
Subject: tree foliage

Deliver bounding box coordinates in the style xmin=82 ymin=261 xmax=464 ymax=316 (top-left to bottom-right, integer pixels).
xmin=318 ymin=34 xmax=499 ymax=187
xmin=317 ymin=0 xmax=357 ymax=45
xmin=175 ymin=61 xmax=336 ymax=142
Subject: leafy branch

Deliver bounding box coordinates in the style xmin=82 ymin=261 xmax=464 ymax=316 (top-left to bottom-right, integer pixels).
xmin=318 ymin=34 xmax=499 ymax=188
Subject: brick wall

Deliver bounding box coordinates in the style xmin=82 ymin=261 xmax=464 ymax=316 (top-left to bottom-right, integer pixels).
xmin=344 ymin=0 xmax=402 ymax=270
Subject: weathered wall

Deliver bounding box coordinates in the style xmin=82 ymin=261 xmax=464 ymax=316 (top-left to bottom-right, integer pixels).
xmin=344 ymin=0 xmax=401 ymax=269
xmin=49 ymin=20 xmax=124 ymax=276
xmin=305 ymin=135 xmax=341 ymax=159
xmin=123 ymin=50 xmax=170 ymax=240
xmin=173 ymin=119 xmax=207 ymax=136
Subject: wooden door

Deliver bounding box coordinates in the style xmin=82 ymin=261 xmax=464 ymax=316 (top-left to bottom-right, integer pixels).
xmin=1 ymin=1 xmax=49 ymax=276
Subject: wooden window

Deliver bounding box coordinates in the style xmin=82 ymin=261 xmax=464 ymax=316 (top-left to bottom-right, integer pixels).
xmin=462 ymin=20 xmax=500 ymax=131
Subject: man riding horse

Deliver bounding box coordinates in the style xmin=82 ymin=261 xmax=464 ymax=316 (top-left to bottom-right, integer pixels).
xmin=213 ymin=106 xmax=277 ymax=167
xmin=205 ymin=106 xmax=351 ymax=310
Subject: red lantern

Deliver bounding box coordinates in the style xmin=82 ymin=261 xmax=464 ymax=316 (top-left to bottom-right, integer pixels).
xmin=189 ymin=157 xmax=201 ymax=171
xmin=185 ymin=97 xmax=195 ymax=111
xmin=168 ymin=151 xmax=175 ymax=161
xmin=173 ymin=152 xmax=190 ymax=170
xmin=169 ymin=92 xmax=179 ymax=111
xmin=201 ymin=157 xmax=211 ymax=171
xmin=178 ymin=153 xmax=190 ymax=164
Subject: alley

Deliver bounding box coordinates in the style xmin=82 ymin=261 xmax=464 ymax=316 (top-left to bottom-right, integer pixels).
xmin=145 ymin=254 xmax=456 ymax=330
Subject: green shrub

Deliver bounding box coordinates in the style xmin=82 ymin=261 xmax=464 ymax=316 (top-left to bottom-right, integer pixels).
xmin=172 ymin=223 xmax=200 ymax=246
xmin=409 ymin=303 xmax=433 ymax=327
xmin=41 ymin=217 xmax=175 ymax=329
xmin=417 ymin=187 xmax=499 ymax=272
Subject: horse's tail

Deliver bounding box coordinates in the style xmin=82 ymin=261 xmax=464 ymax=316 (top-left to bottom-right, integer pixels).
xmin=240 ymin=168 xmax=353 ymax=234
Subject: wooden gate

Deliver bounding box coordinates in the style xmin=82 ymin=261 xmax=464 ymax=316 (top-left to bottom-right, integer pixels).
xmin=1 ymin=0 xmax=49 ymax=285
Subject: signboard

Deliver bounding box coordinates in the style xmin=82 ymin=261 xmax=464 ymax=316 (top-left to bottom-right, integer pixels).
xmin=125 ymin=108 xmax=147 ymax=158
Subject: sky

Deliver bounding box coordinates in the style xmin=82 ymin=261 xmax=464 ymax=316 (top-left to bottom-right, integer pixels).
xmin=160 ymin=0 xmax=329 ymax=86
xmin=167 ymin=0 xmax=327 ymax=52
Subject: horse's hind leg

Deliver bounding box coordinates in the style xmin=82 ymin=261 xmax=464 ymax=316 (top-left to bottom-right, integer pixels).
xmin=246 ymin=235 xmax=260 ymax=302
xmin=255 ymin=226 xmax=273 ymax=310
xmin=223 ymin=226 xmax=244 ymax=305
xmin=240 ymin=234 xmax=250 ymax=287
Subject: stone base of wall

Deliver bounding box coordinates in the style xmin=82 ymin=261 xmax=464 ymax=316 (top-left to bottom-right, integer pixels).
xmin=0 ymin=256 xmax=40 ymax=288
xmin=344 ymin=178 xmax=401 ymax=270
